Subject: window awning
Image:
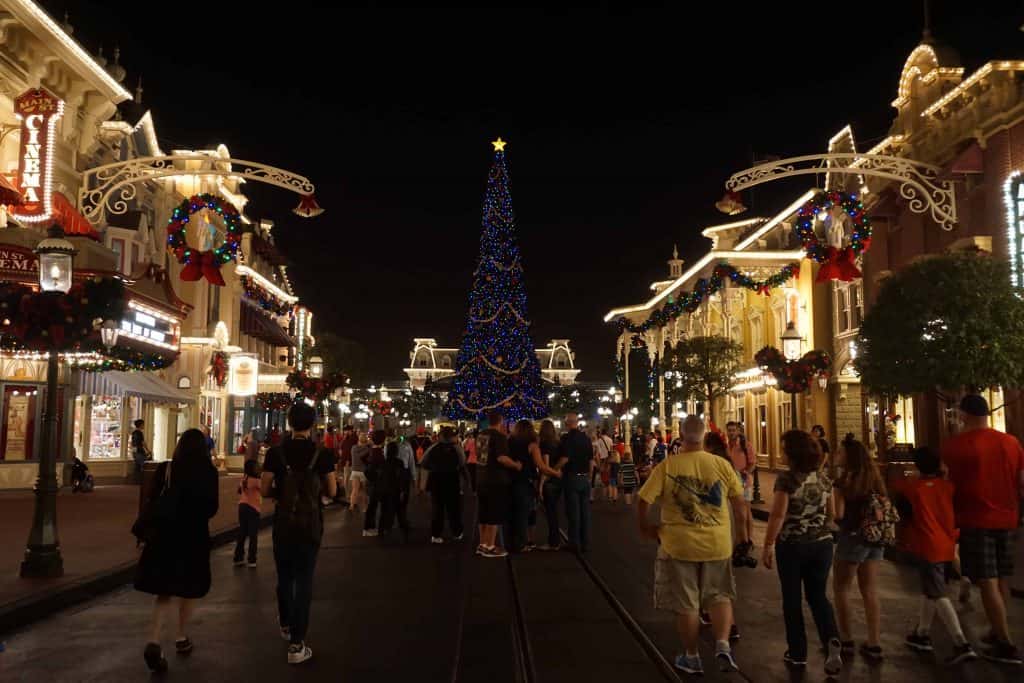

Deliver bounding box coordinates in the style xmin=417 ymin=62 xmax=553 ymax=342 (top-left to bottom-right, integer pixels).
xmin=78 ymin=370 xmax=194 ymax=404
xmin=240 ymin=300 xmax=294 ymax=347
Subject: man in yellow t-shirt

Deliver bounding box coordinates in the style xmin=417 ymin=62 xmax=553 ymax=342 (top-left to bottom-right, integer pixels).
xmin=637 ymin=415 xmax=749 ymax=676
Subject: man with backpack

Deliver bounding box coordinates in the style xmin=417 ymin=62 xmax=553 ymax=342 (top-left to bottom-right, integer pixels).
xmin=261 ymin=402 xmax=337 ymax=665
xmin=421 ymin=426 xmax=468 ymax=543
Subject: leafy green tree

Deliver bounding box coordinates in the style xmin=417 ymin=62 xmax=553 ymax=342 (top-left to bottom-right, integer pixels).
xmin=393 ymin=389 xmax=443 ymax=424
xmin=669 ymin=335 xmax=745 ymax=424
xmin=549 ymin=384 xmax=601 ymax=422
xmin=309 ymin=332 xmax=366 ymax=384
xmin=855 ymin=253 xmax=1024 ymax=398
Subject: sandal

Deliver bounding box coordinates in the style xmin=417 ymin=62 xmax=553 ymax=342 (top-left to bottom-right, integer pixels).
xmin=175 ymin=636 xmax=193 ymax=656
xmin=144 ymin=642 xmax=168 ymax=672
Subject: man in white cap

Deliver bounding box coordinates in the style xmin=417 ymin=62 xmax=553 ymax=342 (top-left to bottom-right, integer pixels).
xmin=637 ymin=415 xmax=749 ymax=675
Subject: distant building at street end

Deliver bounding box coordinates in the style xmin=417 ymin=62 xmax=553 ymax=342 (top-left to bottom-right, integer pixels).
xmin=405 ymin=338 xmax=580 ymax=389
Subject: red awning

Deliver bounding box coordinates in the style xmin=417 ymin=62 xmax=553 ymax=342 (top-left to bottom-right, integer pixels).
xmin=0 ymin=174 xmax=22 ymax=206
xmin=52 ymin=192 xmax=100 ymax=240
xmin=240 ymin=300 xmax=294 ymax=347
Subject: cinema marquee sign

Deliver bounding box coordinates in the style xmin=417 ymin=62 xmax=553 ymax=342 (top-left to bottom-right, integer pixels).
xmin=0 ymin=245 xmax=38 ymax=280
xmin=11 ymin=87 xmax=64 ymax=224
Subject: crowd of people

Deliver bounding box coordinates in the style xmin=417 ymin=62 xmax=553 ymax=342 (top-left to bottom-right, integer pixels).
xmin=127 ymin=393 xmax=1023 ymax=674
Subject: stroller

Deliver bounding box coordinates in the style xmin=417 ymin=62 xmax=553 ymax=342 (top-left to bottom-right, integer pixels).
xmin=71 ymin=456 xmax=94 ymax=493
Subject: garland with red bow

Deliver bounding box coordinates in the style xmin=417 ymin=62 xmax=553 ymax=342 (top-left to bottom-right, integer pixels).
xmin=286 ymin=369 xmax=349 ymax=403
xmin=795 ymin=191 xmax=872 ymax=283
xmin=0 ymin=277 xmax=127 ymax=350
xmin=240 ymin=274 xmax=293 ymax=316
xmin=255 ymin=392 xmax=295 ymax=411
xmin=755 ymin=346 xmax=831 ymax=394
xmin=167 ymin=193 xmax=242 ymax=286
xmin=208 ymin=351 xmax=229 ymax=388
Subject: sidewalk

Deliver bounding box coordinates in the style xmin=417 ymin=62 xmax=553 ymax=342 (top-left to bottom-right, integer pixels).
xmin=0 ymin=475 xmax=274 ymax=633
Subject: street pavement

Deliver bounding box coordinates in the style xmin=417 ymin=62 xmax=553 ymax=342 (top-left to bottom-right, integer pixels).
xmin=2 ymin=487 xmax=1023 ymax=682
xmin=0 ymin=477 xmax=273 ymax=616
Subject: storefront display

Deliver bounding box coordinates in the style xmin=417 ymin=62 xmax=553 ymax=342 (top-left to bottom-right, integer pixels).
xmin=1 ymin=385 xmax=38 ymax=461
xmin=88 ymin=395 xmax=121 ymax=460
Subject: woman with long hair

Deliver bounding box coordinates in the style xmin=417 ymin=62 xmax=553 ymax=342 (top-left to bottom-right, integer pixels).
xmin=538 ymin=419 xmax=564 ymax=550
xmin=508 ymin=419 xmax=562 ymax=552
xmin=135 ymin=428 xmax=219 ymax=672
xmin=762 ymin=431 xmax=843 ymax=676
xmin=832 ymin=434 xmax=886 ymax=662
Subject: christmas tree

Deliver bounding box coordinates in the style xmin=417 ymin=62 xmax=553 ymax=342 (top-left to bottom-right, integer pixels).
xmin=443 ymin=138 xmax=550 ymax=421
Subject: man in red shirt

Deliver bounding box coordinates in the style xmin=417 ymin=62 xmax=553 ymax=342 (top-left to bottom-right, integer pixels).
xmin=941 ymin=394 xmax=1024 ymax=665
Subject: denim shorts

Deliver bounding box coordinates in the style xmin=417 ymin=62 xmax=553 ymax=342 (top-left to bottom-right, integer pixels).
xmin=835 ymin=534 xmax=884 ymax=563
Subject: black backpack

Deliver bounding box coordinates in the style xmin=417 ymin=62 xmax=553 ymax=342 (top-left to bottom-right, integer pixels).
xmin=273 ymin=450 xmax=322 ymax=544
xmin=430 ymin=442 xmax=460 ymax=474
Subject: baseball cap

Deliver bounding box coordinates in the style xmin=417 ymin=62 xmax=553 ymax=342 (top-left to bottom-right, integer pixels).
xmin=959 ymin=394 xmax=989 ymax=417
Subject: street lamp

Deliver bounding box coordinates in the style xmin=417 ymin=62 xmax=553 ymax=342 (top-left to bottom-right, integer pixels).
xmin=100 ymin=319 xmax=119 ymax=350
xmin=308 ymin=355 xmax=324 ymax=378
xmin=22 ymin=225 xmax=79 ymax=578
xmin=780 ymin=321 xmax=803 ymax=429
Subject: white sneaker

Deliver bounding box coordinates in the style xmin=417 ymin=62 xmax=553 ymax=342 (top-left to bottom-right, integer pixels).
xmin=431 ymin=537 xmax=444 ymax=544
xmin=454 ymin=533 xmax=464 ymax=541
xmin=362 ymin=529 xmax=378 ymax=537
xmin=288 ymin=643 xmax=313 ymax=665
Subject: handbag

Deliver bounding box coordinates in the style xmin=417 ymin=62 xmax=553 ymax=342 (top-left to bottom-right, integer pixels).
xmin=131 ymin=462 xmax=178 ymax=544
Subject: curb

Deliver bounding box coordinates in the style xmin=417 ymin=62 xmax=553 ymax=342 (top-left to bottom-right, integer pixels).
xmin=0 ymin=511 xmax=280 ymax=637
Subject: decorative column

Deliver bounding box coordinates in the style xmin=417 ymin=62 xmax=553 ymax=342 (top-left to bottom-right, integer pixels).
xmin=657 ymin=328 xmax=667 ymax=432
xmin=622 ymin=333 xmax=631 ymax=436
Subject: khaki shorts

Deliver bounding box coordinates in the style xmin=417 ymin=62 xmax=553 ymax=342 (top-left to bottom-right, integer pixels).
xmin=654 ymin=549 xmax=736 ymax=614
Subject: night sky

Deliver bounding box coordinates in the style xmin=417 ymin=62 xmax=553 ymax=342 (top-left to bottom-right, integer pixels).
xmin=52 ymin=2 xmax=1023 ymax=382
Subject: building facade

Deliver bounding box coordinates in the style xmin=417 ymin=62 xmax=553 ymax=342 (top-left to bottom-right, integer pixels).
xmin=404 ymin=337 xmax=580 ymax=389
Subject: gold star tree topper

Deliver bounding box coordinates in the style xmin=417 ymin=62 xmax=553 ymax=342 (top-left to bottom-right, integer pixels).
xmin=492 ymin=137 xmax=507 ymax=152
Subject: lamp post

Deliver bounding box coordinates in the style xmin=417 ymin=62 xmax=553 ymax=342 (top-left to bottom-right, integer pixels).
xmin=21 ymin=226 xmax=77 ymax=578
xmin=780 ymin=321 xmax=803 ymax=430
xmin=308 ymin=355 xmax=324 ymax=379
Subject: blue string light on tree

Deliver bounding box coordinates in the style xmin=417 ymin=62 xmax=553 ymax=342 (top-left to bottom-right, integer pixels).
xmin=443 ymin=138 xmax=549 ymax=421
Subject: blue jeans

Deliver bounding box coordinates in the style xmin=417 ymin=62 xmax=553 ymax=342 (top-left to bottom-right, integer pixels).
xmin=542 ymin=479 xmax=562 ymax=547
xmin=564 ymin=474 xmax=591 ymax=551
xmin=776 ymin=539 xmax=840 ymax=659
xmin=273 ymin=540 xmax=319 ymax=644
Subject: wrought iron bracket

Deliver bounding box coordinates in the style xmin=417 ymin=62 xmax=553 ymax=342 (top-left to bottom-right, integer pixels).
xmin=725 ymin=153 xmax=958 ymax=231
xmin=78 ymin=155 xmax=317 ymax=225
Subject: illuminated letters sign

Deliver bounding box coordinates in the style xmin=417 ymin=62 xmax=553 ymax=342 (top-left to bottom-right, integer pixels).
xmin=229 ymin=353 xmax=259 ymax=397
xmin=0 ymin=246 xmax=38 ymax=279
xmin=119 ymin=301 xmax=181 ymax=351
xmin=1005 ymin=172 xmax=1024 ymax=288
xmin=12 ymin=88 xmax=64 ymax=223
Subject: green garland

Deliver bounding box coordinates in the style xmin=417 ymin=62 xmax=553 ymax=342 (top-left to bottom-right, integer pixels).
xmin=616 ymin=262 xmax=799 ymax=334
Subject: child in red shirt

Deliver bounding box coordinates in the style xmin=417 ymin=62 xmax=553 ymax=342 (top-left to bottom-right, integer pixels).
xmin=898 ymin=447 xmax=977 ymax=665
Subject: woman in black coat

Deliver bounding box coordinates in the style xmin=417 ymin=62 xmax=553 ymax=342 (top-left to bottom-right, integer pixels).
xmin=135 ymin=428 xmax=219 ymax=672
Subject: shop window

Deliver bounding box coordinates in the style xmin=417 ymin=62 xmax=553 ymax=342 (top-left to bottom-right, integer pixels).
xmin=87 ymin=395 xmax=122 ymax=460
xmin=110 ymin=238 xmax=125 ymax=274
xmin=889 ymin=395 xmax=916 ymax=446
xmin=737 ymin=406 xmax=746 ymax=432
xmin=1 ymin=385 xmax=39 ymax=461
xmin=757 ymin=401 xmax=768 ymax=455
xmin=984 ymin=387 xmax=1007 ymax=433
xmin=850 ymin=282 xmax=864 ymax=329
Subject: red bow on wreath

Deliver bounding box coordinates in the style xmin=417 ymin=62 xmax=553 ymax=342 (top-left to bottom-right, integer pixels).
xmin=181 ymin=251 xmax=227 ymax=286
xmin=815 ymin=247 xmax=862 ymax=283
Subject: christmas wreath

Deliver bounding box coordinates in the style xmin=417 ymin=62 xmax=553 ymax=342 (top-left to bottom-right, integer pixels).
xmin=286 ymin=369 xmax=348 ymax=403
xmin=255 ymin=392 xmax=295 ymax=411
xmin=208 ymin=351 xmax=229 ymax=388
xmin=0 ymin=277 xmax=127 ymax=350
xmin=794 ymin=191 xmax=872 ymax=283
xmin=755 ymin=346 xmax=831 ymax=394
xmin=166 ymin=193 xmax=242 ymax=286
xmin=370 ymin=399 xmax=393 ymax=416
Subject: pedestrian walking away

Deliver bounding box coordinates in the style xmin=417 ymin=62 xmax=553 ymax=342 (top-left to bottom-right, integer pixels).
xmin=832 ymin=434 xmax=891 ymax=662
xmin=538 ymin=419 xmax=565 ymax=550
xmin=234 ymin=459 xmax=262 ymax=567
xmin=378 ymin=438 xmax=412 ymax=539
xmin=421 ymin=426 xmax=469 ymax=543
xmin=508 ymin=419 xmax=563 ymax=552
xmin=761 ymin=430 xmax=843 ymax=677
xmin=133 ymin=428 xmax=219 ymax=673
xmin=349 ymin=432 xmax=370 ymax=515
xmin=476 ymin=411 xmax=521 ymax=558
xmin=261 ymin=402 xmax=338 ymax=665
xmin=942 ymin=394 xmax=1024 ymax=665
xmin=636 ymin=415 xmax=750 ymax=676
xmin=895 ymin=446 xmax=978 ymax=666
xmin=618 ymin=449 xmax=638 ymax=505
xmin=559 ymin=413 xmax=594 ymax=553
xmin=362 ymin=430 xmax=387 ymax=536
